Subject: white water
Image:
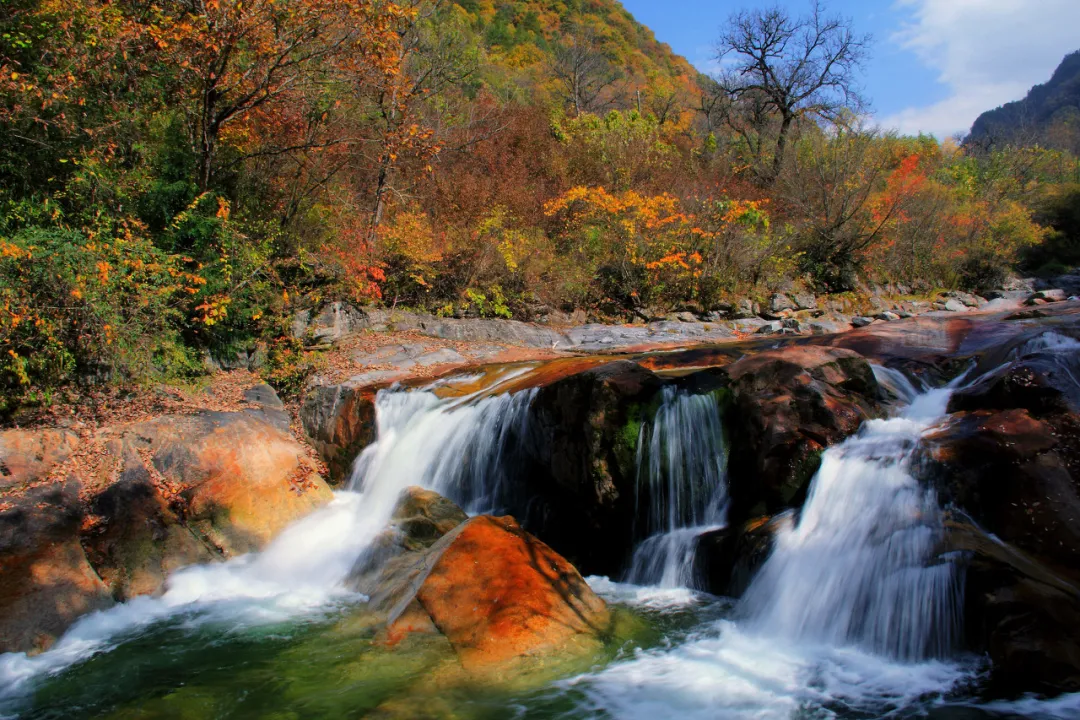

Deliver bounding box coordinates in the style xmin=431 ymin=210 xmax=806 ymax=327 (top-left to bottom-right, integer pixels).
xmin=573 ymin=377 xmax=976 ymax=718
xmin=739 ymin=383 xmax=964 ymax=661
xmin=871 ymin=363 xmax=925 ymax=405
xmin=625 ymin=387 xmax=728 ymax=589
xmin=0 ymin=382 xmax=536 ymax=699
xmin=6 ymin=355 xmax=1080 ymax=717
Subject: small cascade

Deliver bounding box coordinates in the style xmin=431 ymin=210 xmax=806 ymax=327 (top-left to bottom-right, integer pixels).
xmin=0 ymin=382 xmax=537 ymax=697
xmin=738 ymin=382 xmax=964 ymax=660
xmin=350 ymin=387 xmax=536 ymax=516
xmin=871 ymin=363 xmax=924 ymax=405
xmin=625 ymin=387 xmax=728 ymax=588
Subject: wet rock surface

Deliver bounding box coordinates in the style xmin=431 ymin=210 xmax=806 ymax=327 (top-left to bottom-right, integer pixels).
xmin=919 ymin=324 xmax=1080 ymax=696
xmin=0 ymin=385 xmax=332 ymax=653
xmin=724 ymin=345 xmax=883 ymax=523
xmin=351 ymin=488 xmax=611 ymax=675
xmin=519 ymin=360 xmax=669 ymax=574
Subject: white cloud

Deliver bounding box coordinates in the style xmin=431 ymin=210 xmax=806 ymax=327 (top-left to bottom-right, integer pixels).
xmin=880 ymin=0 xmax=1080 ymax=138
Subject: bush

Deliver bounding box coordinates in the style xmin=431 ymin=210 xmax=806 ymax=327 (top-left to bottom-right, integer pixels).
xmin=0 ymin=226 xmax=202 ymax=409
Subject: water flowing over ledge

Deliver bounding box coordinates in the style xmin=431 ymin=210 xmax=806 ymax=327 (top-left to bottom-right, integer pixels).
xmin=5 ymin=326 xmax=1080 ymax=718
xmin=625 ymin=386 xmax=728 ymax=589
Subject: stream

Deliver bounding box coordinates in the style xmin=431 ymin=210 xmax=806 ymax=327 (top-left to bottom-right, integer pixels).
xmin=2 ymin=350 xmax=1080 ymax=719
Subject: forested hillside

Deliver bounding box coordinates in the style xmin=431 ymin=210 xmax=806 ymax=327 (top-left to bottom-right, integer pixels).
xmin=1 ymin=0 xmax=1077 ymax=413
xmin=969 ymin=50 xmax=1080 ymax=154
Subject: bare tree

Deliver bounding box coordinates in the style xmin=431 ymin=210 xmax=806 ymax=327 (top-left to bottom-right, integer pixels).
xmin=551 ymin=28 xmax=621 ymax=116
xmin=715 ymin=0 xmax=870 ymax=181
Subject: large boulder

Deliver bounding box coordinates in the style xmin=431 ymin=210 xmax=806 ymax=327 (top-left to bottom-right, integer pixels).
xmin=0 ymin=479 xmax=114 ymax=653
xmin=412 ymin=515 xmax=610 ymax=672
xmin=520 ymin=360 xmax=667 ymax=574
xmin=121 ymin=411 xmax=334 ymax=556
xmin=724 ymin=345 xmax=882 ymax=522
xmin=920 ymin=337 xmax=1080 ymax=697
xmin=352 ymin=488 xmax=611 ymax=676
xmin=0 ymin=387 xmax=334 ymax=653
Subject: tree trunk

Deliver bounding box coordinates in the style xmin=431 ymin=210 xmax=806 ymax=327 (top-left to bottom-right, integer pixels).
xmin=771 ymin=113 xmax=794 ymax=182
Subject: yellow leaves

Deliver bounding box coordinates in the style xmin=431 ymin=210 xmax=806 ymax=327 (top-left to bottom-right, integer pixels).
xmin=96 ymin=261 xmax=110 ymax=284
xmin=216 ymin=196 xmax=231 ymax=221
xmin=195 ymin=296 xmax=231 ymax=325
xmin=71 ymin=288 xmax=83 ymax=299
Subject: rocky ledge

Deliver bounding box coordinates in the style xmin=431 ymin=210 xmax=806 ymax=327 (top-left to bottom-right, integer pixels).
xmin=0 ymin=384 xmax=332 ymax=654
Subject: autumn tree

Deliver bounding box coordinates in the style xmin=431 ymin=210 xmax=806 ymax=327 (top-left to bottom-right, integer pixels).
xmin=365 ymin=0 xmax=478 ymax=236
xmin=551 ymin=27 xmax=621 ymax=116
xmin=778 ymin=127 xmax=908 ymax=290
xmin=715 ymin=0 xmax=870 ymax=181
xmin=148 ymin=0 xmax=411 ymax=193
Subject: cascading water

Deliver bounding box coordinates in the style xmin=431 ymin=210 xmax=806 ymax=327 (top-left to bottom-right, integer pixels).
xmin=348 ymin=386 xmax=535 ymax=516
xmin=625 ymin=387 xmax=728 ymax=589
xmin=574 ymin=374 xmax=975 ymax=718
xmin=0 ymin=378 xmax=536 ymax=703
xmin=738 ymin=381 xmax=964 ymax=660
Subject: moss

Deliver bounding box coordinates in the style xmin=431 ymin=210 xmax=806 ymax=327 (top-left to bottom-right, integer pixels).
xmin=783 ymin=446 xmax=824 ymax=505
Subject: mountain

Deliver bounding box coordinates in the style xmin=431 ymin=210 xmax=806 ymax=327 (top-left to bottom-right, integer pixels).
xmin=968 ymin=50 xmax=1080 ymax=152
xmin=450 ymin=0 xmax=701 ymax=103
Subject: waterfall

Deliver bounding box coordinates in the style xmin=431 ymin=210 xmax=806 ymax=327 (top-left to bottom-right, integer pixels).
xmin=0 ymin=383 xmax=536 ymax=697
xmin=738 ymin=381 xmax=964 ymax=660
xmin=871 ymin=363 xmax=924 ymax=405
xmin=624 ymin=387 xmax=728 ymax=589
xmin=349 ymin=386 xmax=536 ymax=516
xmin=575 ymin=377 xmax=976 ymax=718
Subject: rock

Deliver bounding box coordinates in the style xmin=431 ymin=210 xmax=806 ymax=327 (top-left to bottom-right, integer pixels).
xmin=809 ymin=319 xmax=846 ymax=335
xmin=301 ymin=383 xmax=378 ymax=485
xmin=942 ymin=518 xmax=1080 ymax=697
xmin=734 ymin=298 xmax=759 ymax=319
xmin=876 ymin=311 xmax=900 ymax=322
xmin=0 ymin=403 xmax=335 ymax=653
xmin=919 ymin=329 xmax=1080 ymax=697
xmin=411 ymin=515 xmax=609 ymax=672
xmin=791 ymin=293 xmax=817 ymax=311
xmin=950 ymin=354 xmax=1080 ymax=417
xmin=83 ymin=463 xmax=216 ymax=601
xmin=944 ymin=290 xmax=986 ymax=308
xmin=781 ymin=318 xmax=802 ymax=332
xmin=0 ymin=479 xmax=114 ymax=653
xmin=732 ymin=318 xmax=768 ymax=333
xmin=724 ymin=346 xmax=881 ymax=522
xmin=756 ymin=320 xmax=783 ymax=334
xmin=851 ymin=316 xmax=874 ymax=328
xmin=698 ymin=512 xmax=794 ymax=596
xmin=0 ymin=428 xmax=79 ymax=491
xmin=943 ymin=299 xmax=967 ymax=312
xmin=352 ymin=491 xmax=611 ymax=675
xmin=673 ymin=311 xmax=698 ymax=323
xmin=242 ymin=383 xmax=291 ymax=432
xmin=292 ymin=301 xmax=372 ymax=344
xmin=121 ymin=412 xmax=333 ymax=556
xmin=922 ymin=407 xmax=1080 ymax=696
xmin=522 ymin=361 xmax=667 ymax=573
xmin=1028 ymin=289 xmax=1068 ymax=304
xmin=769 ymin=294 xmax=794 ymax=313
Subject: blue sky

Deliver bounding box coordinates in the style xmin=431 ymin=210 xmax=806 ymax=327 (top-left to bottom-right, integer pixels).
xmin=619 ymin=0 xmax=1080 ymax=139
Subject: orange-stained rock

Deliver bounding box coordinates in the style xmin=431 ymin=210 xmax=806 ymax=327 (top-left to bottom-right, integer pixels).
xmin=121 ymin=411 xmax=334 ymax=556
xmin=0 ymin=428 xmax=79 ymax=492
xmin=0 ymin=480 xmax=113 ymax=653
xmin=1 ymin=389 xmax=334 ymax=653
xmin=414 ymin=515 xmax=610 ymax=672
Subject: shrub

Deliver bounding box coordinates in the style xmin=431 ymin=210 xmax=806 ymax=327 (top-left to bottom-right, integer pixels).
xmin=0 ymin=225 xmax=201 ymax=409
